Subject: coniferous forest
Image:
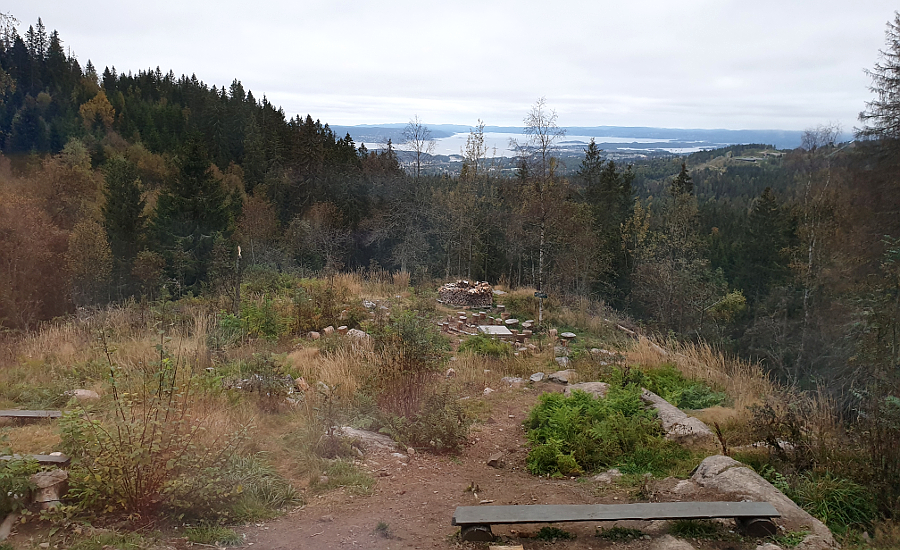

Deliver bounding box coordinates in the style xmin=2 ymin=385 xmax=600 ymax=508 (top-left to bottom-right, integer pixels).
xmin=2 ymin=13 xmax=900 ymax=395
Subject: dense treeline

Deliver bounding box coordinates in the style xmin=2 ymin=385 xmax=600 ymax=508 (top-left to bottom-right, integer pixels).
xmin=2 ymin=14 xmax=900 ymax=400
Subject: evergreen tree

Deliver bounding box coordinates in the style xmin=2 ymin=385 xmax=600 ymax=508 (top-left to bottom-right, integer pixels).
xmin=102 ymin=157 xmax=146 ymax=289
xmin=151 ymin=135 xmax=234 ymax=291
xmin=670 ymin=161 xmax=693 ymax=196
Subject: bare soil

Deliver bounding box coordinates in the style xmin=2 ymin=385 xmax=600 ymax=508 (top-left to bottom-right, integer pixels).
xmin=240 ymin=385 xmax=763 ymax=550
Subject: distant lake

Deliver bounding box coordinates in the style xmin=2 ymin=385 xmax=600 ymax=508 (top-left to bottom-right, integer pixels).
xmin=430 ymin=132 xmax=684 ymax=157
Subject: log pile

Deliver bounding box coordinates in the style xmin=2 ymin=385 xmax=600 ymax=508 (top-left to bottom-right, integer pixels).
xmin=438 ymin=280 xmax=493 ymax=307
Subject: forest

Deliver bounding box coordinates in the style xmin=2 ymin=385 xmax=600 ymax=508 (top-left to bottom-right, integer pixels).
xmin=1 ymin=13 xmax=900 ymax=400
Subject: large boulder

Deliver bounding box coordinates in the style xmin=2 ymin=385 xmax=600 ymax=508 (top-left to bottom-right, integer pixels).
xmin=548 ymin=369 xmax=577 ymax=384
xmin=688 ymin=455 xmax=835 ymax=549
xmin=338 ymin=427 xmax=397 ymax=452
xmin=641 ymin=389 xmax=715 ymax=447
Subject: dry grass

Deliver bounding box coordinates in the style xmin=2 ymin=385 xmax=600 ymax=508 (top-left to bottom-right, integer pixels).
xmin=1 ymin=422 xmax=61 ymax=453
xmin=626 ymin=337 xmax=775 ymax=411
xmin=283 ymin=345 xmax=372 ymax=402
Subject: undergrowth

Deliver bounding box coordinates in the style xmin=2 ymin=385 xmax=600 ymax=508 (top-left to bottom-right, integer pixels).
xmin=524 ymin=385 xmax=691 ymax=477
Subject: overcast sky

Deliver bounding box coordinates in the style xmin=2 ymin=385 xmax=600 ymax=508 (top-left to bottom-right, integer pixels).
xmin=6 ymin=1 xmax=898 ymax=131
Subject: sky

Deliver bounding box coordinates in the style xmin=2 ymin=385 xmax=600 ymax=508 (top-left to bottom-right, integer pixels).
xmin=6 ymin=1 xmax=899 ymax=131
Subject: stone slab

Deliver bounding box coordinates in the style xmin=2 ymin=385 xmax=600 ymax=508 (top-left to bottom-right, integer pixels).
xmin=0 ymin=410 xmax=62 ymax=418
xmin=477 ymin=325 xmax=513 ymax=337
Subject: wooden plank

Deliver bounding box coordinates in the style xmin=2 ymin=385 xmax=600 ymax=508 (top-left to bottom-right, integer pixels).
xmin=1 ymin=454 xmax=71 ymax=465
xmin=452 ymin=502 xmax=780 ymax=526
xmin=0 ymin=410 xmax=63 ymax=418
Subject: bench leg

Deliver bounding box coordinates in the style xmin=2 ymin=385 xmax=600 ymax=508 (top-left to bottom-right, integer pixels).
xmin=460 ymin=524 xmax=493 ymax=542
xmin=735 ymin=516 xmax=777 ymax=537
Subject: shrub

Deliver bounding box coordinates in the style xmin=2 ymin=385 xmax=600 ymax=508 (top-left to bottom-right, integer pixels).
xmin=458 ymin=334 xmax=512 ymax=358
xmin=0 ymin=446 xmax=40 ymax=515
xmin=309 ymin=459 xmax=375 ymax=496
xmin=525 ymin=386 xmax=690 ymax=477
xmin=620 ymin=364 xmax=726 ymax=409
xmin=60 ymin=351 xmax=247 ymax=518
xmin=219 ymin=454 xmax=301 ymax=521
xmin=382 ymin=384 xmax=472 ymax=453
xmin=790 ymin=472 xmax=876 ymax=534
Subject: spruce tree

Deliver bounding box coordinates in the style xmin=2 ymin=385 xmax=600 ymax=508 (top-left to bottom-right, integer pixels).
xmin=152 ymin=135 xmax=234 ymax=291
xmin=102 ymin=157 xmax=146 ymax=271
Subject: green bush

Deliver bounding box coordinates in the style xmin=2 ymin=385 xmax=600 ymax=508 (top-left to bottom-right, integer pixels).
xmin=0 ymin=444 xmax=40 ymax=515
xmin=309 ymin=459 xmax=375 ymax=496
xmin=535 ymin=526 xmax=575 ymax=541
xmin=218 ymin=454 xmax=301 ymax=521
xmin=458 ymin=334 xmax=512 ymax=357
xmin=525 ymin=386 xmax=690 ymax=477
xmin=617 ymin=365 xmax=726 ymax=409
xmin=790 ymin=472 xmax=877 ymax=534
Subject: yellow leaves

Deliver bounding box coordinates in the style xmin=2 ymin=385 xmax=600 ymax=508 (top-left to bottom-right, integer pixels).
xmin=79 ymin=90 xmax=115 ymax=131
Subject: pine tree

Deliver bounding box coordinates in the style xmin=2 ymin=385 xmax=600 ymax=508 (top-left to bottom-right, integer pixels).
xmin=102 ymin=157 xmax=146 ymax=274
xmin=670 ymin=161 xmax=693 ymax=196
xmin=859 ymin=12 xmax=900 ymax=140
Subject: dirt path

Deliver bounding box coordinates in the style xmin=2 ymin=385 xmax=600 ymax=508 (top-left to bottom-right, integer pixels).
xmin=240 ymin=386 xmax=756 ymax=550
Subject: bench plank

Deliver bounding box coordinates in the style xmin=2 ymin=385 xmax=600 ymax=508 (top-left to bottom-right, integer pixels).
xmin=0 ymin=410 xmax=63 ymax=418
xmin=452 ymin=502 xmax=780 ymax=526
xmin=0 ymin=454 xmax=71 ymax=465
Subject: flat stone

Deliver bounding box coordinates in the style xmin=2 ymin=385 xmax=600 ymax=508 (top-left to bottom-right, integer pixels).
xmin=338 ymin=427 xmax=397 ymax=452
xmin=346 ymin=328 xmax=370 ymax=340
xmin=564 ymin=382 xmax=609 ymax=398
xmin=308 ymin=331 xmax=321 ymax=340
xmin=555 ymin=357 xmax=571 ymax=368
xmin=548 ymin=369 xmax=577 ymax=384
xmin=500 ymin=377 xmax=525 ymax=388
xmin=560 ymin=332 xmax=576 ymax=339
xmin=591 ymin=468 xmax=622 ymax=484
xmin=322 ymin=326 xmax=335 ymax=336
xmin=756 ymin=544 xmax=783 ymax=550
xmin=529 ymin=372 xmax=545 ymax=382
xmin=487 ymin=453 xmax=504 ymax=468
xmin=478 ymin=325 xmax=513 ymax=337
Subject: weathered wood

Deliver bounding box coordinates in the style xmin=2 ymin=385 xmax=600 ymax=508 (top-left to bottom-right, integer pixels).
xmin=452 ymin=502 xmax=780 ymax=526
xmin=0 ymin=410 xmax=62 ymax=419
xmin=1 ymin=454 xmax=71 ymax=466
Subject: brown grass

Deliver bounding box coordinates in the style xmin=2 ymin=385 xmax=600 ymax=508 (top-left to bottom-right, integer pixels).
xmin=626 ymin=337 xmax=775 ymax=411
xmin=1 ymin=422 xmax=61 ymax=453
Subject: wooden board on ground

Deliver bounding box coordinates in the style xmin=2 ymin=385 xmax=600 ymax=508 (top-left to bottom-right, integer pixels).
xmin=0 ymin=410 xmax=62 ymax=419
xmin=453 ymin=501 xmax=780 ymax=526
xmin=1 ymin=454 xmax=71 ymax=466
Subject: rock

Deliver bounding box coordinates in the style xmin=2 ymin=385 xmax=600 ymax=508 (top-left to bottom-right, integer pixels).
xmin=318 ymin=475 xmax=329 ymax=485
xmin=445 ymin=367 xmax=457 ymax=378
xmin=492 ymin=289 xmax=507 ymax=295
xmin=555 ymin=357 xmax=571 ymax=368
xmin=391 ymin=452 xmax=409 ymax=463
xmin=548 ymin=369 xmax=577 ymax=384
xmin=591 ymin=468 xmax=622 ymax=484
xmin=308 ymin=331 xmax=321 ymax=340
xmin=564 ymin=382 xmax=609 ymax=398
xmin=651 ymin=535 xmax=695 ymax=550
xmin=691 ymin=455 xmax=834 ymax=548
xmin=363 ymin=300 xmax=376 ymax=309
xmin=487 ymin=453 xmax=504 ymax=468
xmin=323 ymin=325 xmax=335 ymax=336
xmin=756 ymin=544 xmax=783 ymax=550
xmin=483 ymin=387 xmax=495 ymax=396
xmin=0 ymin=512 xmax=17 ymax=541
xmin=560 ymin=332 xmax=576 ymax=339
xmin=68 ymin=389 xmax=100 ymax=401
xmin=337 ymin=325 xmax=349 ymax=335
xmin=548 ymin=328 xmax=558 ymax=339
xmin=529 ymin=372 xmax=545 ymax=382
xmin=318 ymin=514 xmax=335 ymax=522
xmin=500 ymin=376 xmax=525 ymax=388
xmin=640 ymin=389 xmax=715 ymax=447
xmin=406 ymin=447 xmax=416 ymax=456
xmin=31 ymin=469 xmax=67 ymax=508
xmin=338 ymin=427 xmax=397 ymax=452
xmin=294 ymin=377 xmax=310 ymax=392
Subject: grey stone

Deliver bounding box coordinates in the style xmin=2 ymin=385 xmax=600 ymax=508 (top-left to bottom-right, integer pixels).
xmin=564 ymin=382 xmax=609 ymax=398
xmin=483 ymin=387 xmax=495 ymax=396
xmin=641 ymin=389 xmax=715 ymax=447
xmin=591 ymin=468 xmax=622 ymax=484
xmin=0 ymin=512 xmax=17 ymax=541
xmin=338 ymin=426 xmax=397 ymax=452
xmin=31 ymin=469 xmax=67 ymax=508
xmin=487 ymin=453 xmax=504 ymax=468
xmin=560 ymin=332 xmax=577 ymax=339
xmin=691 ymin=455 xmax=834 ymax=549
xmin=548 ymin=369 xmax=577 ymax=384
xmin=651 ymin=535 xmax=695 ymax=550
xmin=68 ymin=389 xmax=100 ymax=401
xmin=529 ymin=372 xmax=545 ymax=382
xmin=346 ymin=328 xmax=371 ymax=341
xmin=500 ymin=376 xmax=525 ymax=388
xmin=555 ymin=357 xmax=571 ymax=368
xmin=756 ymin=543 xmax=783 ymax=550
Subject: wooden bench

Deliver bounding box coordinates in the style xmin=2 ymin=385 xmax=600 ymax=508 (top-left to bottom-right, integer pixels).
xmin=452 ymin=501 xmax=781 ymax=541
xmin=0 ymin=410 xmax=63 ymax=420
xmin=0 ymin=454 xmax=71 ymax=466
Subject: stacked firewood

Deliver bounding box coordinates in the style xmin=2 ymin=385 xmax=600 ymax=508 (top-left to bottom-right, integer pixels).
xmin=438 ymin=280 xmax=493 ymax=307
